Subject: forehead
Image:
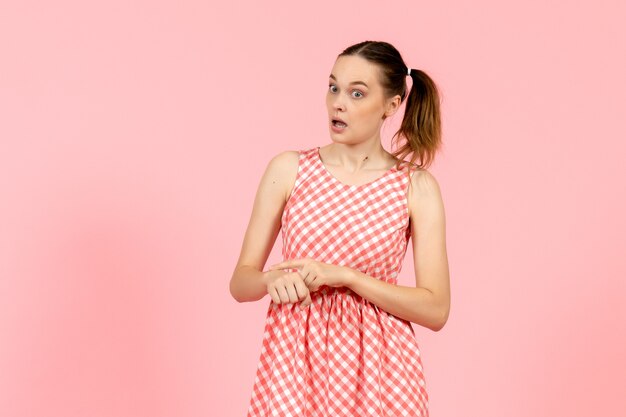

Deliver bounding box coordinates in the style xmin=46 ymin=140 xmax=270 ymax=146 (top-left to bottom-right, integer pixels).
xmin=329 ymin=55 xmax=380 ymax=87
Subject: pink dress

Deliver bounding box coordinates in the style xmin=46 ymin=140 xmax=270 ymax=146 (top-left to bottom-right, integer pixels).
xmin=246 ymin=146 xmax=429 ymax=417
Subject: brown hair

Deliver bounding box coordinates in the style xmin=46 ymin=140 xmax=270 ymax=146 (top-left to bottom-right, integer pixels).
xmin=337 ymin=40 xmax=443 ymax=171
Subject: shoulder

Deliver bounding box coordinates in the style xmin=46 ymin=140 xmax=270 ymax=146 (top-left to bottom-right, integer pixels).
xmin=264 ymin=150 xmax=301 ymax=202
xmin=409 ymin=168 xmax=441 ymax=194
xmin=407 ymin=168 xmax=445 ymax=219
xmin=266 ymin=149 xmax=300 ymax=173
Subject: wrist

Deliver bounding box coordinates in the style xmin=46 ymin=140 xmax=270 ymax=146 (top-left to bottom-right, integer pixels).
xmin=344 ymin=268 xmax=359 ymax=289
xmin=262 ymin=268 xmax=281 ymax=285
xmin=261 ymin=269 xmax=271 ymax=286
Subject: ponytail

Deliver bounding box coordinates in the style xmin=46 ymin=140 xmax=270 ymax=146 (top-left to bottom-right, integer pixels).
xmin=391 ymin=68 xmax=443 ymax=170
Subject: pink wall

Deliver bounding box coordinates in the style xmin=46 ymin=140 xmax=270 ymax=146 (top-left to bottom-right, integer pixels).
xmin=1 ymin=1 xmax=624 ymax=416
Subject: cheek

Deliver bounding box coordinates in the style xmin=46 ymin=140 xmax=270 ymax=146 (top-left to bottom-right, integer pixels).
xmin=354 ymin=103 xmax=380 ymax=126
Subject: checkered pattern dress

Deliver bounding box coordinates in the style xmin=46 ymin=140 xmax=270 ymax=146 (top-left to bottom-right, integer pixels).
xmin=246 ymin=146 xmax=429 ymax=416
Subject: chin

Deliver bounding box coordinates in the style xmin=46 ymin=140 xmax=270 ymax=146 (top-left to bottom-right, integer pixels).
xmin=329 ymin=132 xmax=350 ymax=143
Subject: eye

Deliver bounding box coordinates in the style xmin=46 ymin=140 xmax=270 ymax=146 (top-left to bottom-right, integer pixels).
xmin=328 ymin=84 xmax=364 ymax=98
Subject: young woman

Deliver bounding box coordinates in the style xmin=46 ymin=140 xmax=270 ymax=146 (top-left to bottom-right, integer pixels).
xmin=230 ymin=40 xmax=450 ymax=417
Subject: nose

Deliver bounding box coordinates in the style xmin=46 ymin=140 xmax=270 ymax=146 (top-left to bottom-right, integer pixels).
xmin=332 ymin=95 xmax=346 ymax=112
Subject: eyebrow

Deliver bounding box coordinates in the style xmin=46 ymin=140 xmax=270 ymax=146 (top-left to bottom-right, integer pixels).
xmin=329 ymin=74 xmax=368 ymax=88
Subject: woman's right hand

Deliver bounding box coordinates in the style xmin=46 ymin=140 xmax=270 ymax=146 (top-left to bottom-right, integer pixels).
xmin=263 ymin=268 xmax=312 ymax=308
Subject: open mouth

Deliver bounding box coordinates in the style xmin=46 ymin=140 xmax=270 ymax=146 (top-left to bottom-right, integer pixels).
xmin=332 ymin=119 xmax=347 ymax=128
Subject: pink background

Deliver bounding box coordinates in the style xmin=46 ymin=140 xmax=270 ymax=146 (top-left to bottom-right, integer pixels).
xmin=1 ymin=1 xmax=625 ymax=416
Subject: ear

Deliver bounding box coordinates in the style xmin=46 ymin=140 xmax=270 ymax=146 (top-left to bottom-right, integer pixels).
xmin=383 ymin=94 xmax=402 ymax=118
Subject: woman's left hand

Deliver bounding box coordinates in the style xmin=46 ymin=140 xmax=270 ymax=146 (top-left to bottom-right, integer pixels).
xmin=268 ymin=258 xmax=352 ymax=292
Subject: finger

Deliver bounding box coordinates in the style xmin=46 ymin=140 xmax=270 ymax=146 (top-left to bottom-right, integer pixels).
xmin=303 ymin=270 xmax=315 ymax=285
xmin=285 ymin=280 xmax=300 ymax=303
xmin=275 ymin=284 xmax=290 ymax=304
xmin=270 ymin=259 xmax=304 ymax=270
xmin=300 ymin=293 xmax=312 ymax=308
xmin=303 ymin=271 xmax=317 ymax=287
xmin=308 ymin=277 xmax=320 ymax=292
xmin=269 ymin=261 xmax=290 ymax=270
xmin=268 ymin=287 xmax=281 ymax=304
xmin=294 ymin=279 xmax=310 ymax=302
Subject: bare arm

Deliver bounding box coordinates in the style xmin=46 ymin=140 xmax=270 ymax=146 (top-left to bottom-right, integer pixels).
xmin=345 ymin=169 xmax=451 ymax=331
xmin=229 ymin=151 xmax=300 ymax=303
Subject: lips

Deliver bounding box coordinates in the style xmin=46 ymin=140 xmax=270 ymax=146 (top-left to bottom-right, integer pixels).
xmin=331 ymin=117 xmax=348 ymax=129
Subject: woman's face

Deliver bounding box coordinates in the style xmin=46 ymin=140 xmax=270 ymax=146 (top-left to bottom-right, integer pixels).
xmin=326 ymin=55 xmax=400 ymax=145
